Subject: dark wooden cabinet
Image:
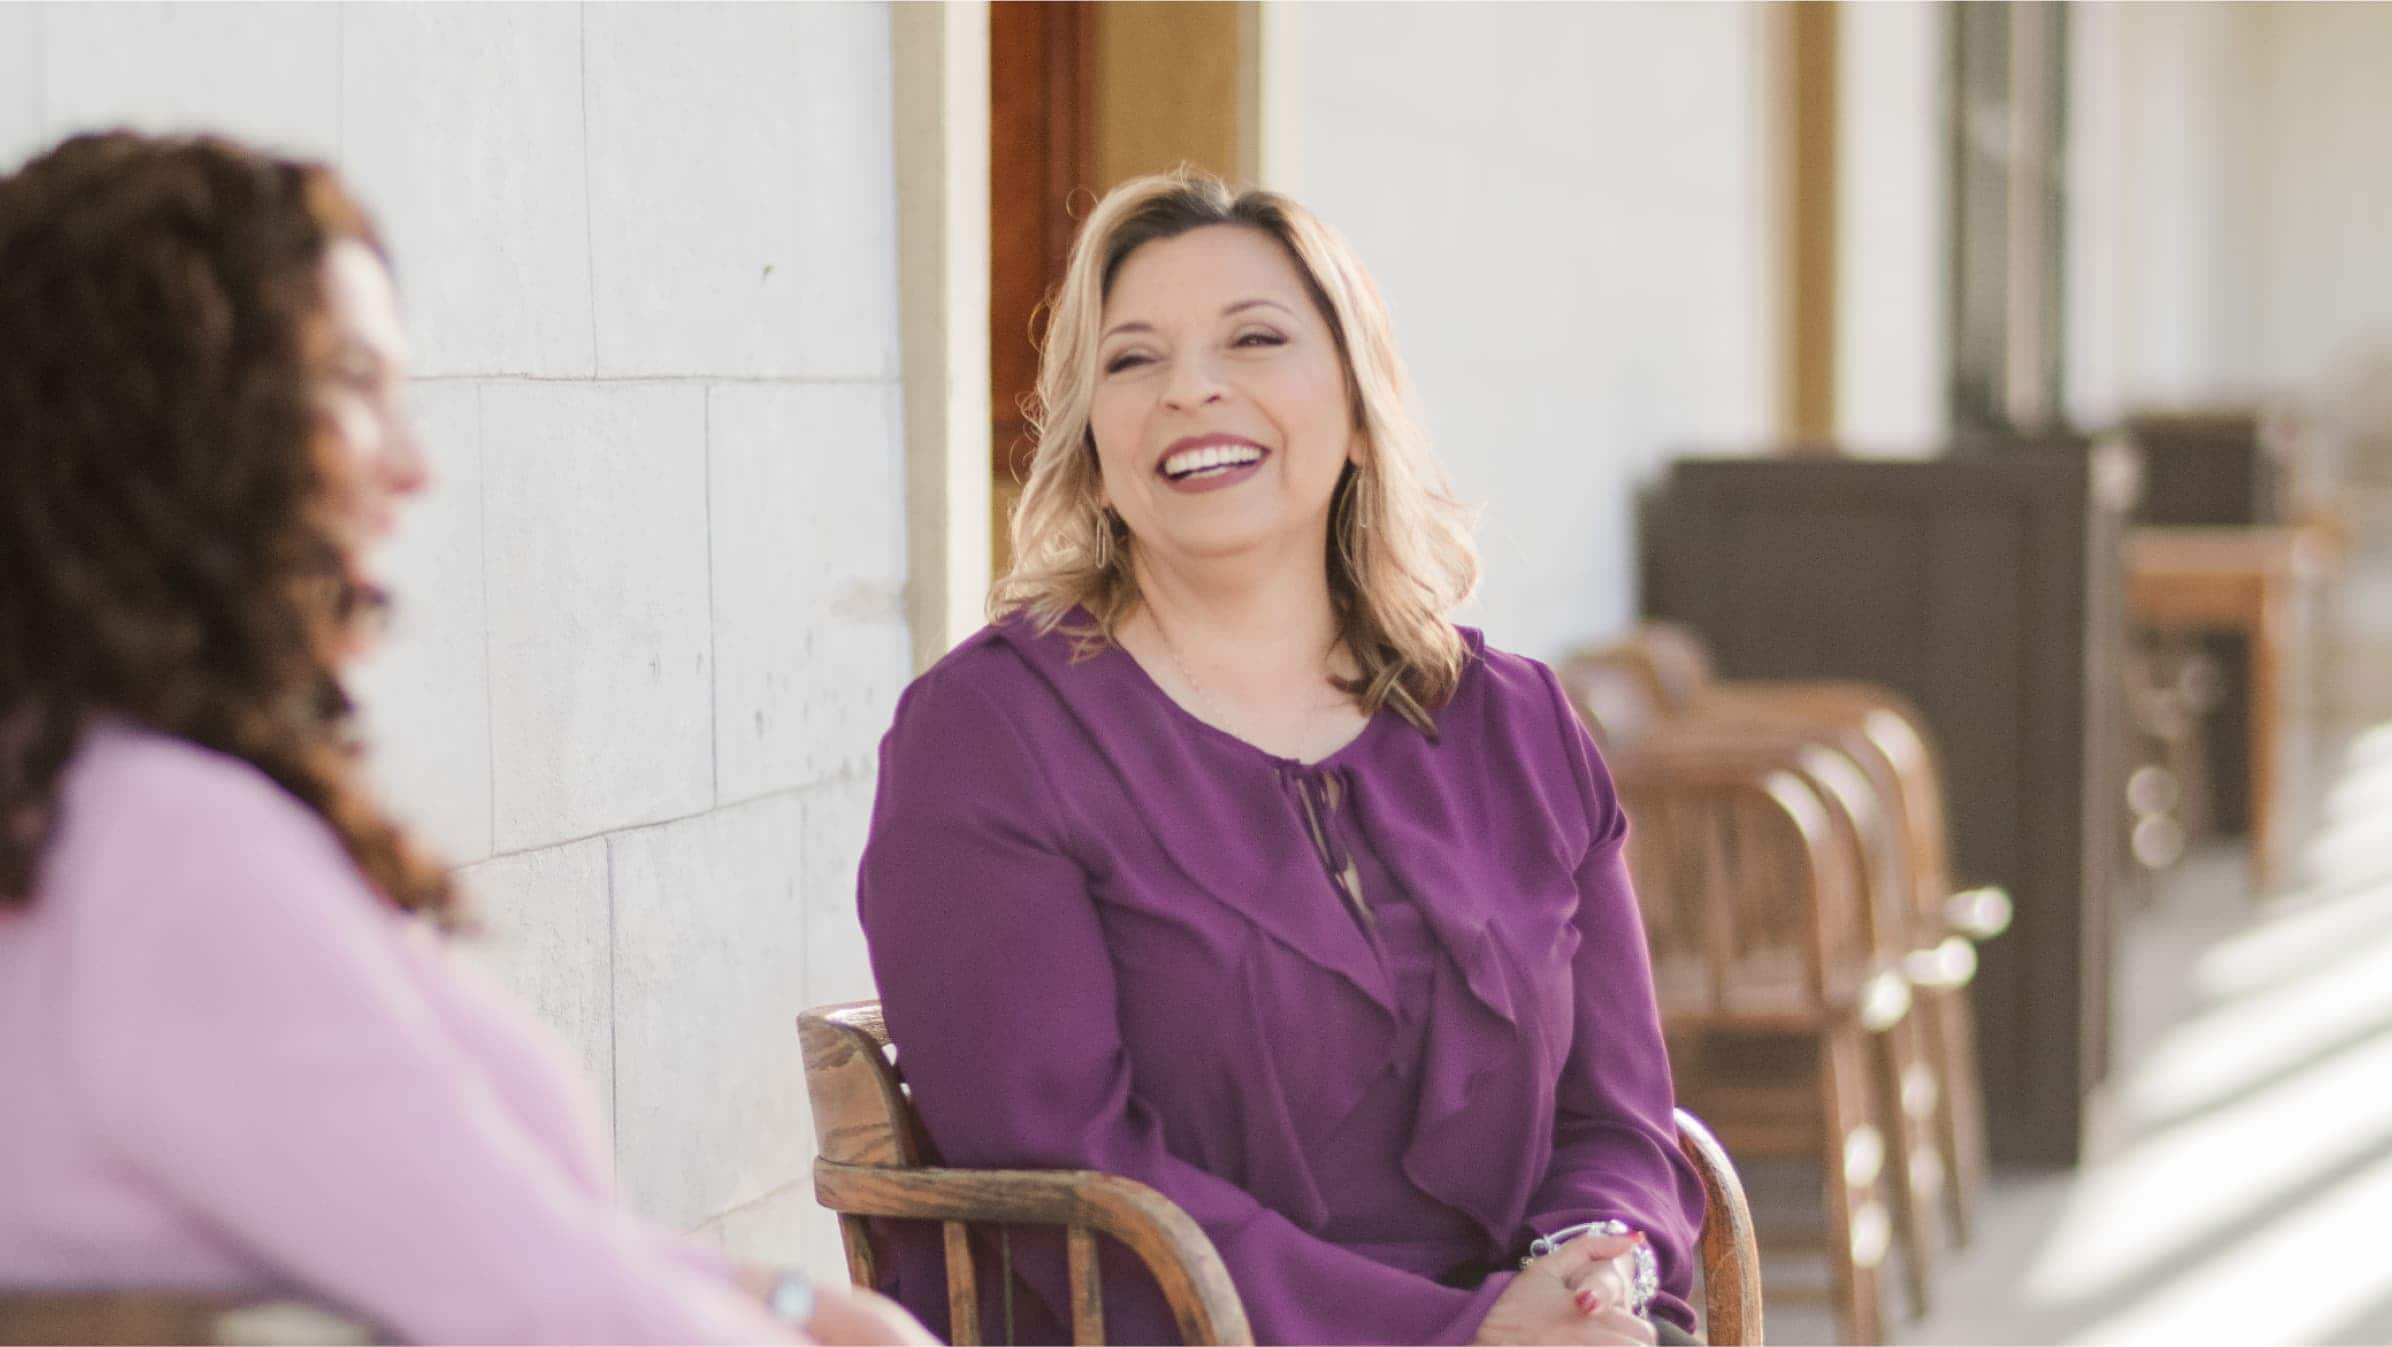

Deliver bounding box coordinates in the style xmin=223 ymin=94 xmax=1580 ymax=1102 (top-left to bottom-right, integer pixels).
xmin=1640 ymin=447 xmax=2136 ymax=1166
xmin=2124 ymin=411 xmax=2279 ymax=529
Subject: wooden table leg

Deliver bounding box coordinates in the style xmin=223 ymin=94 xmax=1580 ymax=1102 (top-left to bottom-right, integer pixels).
xmin=2250 ymin=581 xmax=2287 ymax=892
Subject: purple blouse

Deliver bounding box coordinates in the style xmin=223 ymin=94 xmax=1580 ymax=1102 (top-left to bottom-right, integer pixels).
xmin=857 ymin=617 xmax=1703 ymax=1345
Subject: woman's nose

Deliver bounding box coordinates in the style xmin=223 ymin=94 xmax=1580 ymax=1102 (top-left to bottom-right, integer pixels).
xmin=1159 ymin=350 xmax=1229 ymax=410
xmin=385 ymin=417 xmax=432 ymax=497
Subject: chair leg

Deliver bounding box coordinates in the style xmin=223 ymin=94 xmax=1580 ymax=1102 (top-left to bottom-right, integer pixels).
xmin=1926 ymin=984 xmax=1989 ymax=1248
xmin=1872 ymin=1015 xmax=1941 ymax=1321
xmin=1823 ymin=1030 xmax=1889 ymax=1347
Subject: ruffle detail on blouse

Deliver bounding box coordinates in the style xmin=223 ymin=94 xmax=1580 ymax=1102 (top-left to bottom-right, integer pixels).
xmin=1339 ymin=681 xmax=1590 ymax=1243
xmin=988 ymin=618 xmax=1598 ymax=1249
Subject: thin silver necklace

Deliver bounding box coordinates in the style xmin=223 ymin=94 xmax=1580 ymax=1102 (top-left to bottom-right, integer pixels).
xmin=1148 ymin=611 xmax=1352 ymax=762
xmin=1149 ymin=610 xmax=1231 ymax=725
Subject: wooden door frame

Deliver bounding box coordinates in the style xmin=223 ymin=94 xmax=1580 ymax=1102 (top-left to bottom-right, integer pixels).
xmin=989 ymin=1 xmax=1096 ymax=485
xmin=896 ymin=1 xmax=1295 ymax=669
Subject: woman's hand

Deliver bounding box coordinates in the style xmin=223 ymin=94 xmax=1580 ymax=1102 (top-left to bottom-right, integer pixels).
xmin=801 ymin=1283 xmax=941 ymax=1346
xmin=732 ymin=1263 xmax=939 ymax=1345
xmin=1552 ymin=1229 xmax=1646 ymax=1326
xmin=1470 ymin=1231 xmax=1657 ymax=1347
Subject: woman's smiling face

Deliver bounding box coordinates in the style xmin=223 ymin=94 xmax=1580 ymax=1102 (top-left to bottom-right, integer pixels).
xmin=1088 ymin=224 xmax=1358 ymax=570
xmin=309 ymin=239 xmax=426 ymax=598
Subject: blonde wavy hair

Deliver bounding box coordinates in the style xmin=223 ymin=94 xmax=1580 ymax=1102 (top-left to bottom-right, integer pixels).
xmin=991 ymin=170 xmax=1480 ymax=732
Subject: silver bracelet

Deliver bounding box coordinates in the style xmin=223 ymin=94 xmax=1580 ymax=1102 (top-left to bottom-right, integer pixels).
xmin=767 ymin=1269 xmax=815 ymax=1326
xmin=1522 ymin=1219 xmax=1659 ymax=1318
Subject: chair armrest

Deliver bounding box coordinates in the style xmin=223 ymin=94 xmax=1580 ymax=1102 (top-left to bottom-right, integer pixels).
xmin=0 ymin=1294 xmax=374 ymax=1346
xmin=1674 ymin=1109 xmax=1763 ymax=1346
xmin=813 ymin=1159 xmax=1253 ymax=1346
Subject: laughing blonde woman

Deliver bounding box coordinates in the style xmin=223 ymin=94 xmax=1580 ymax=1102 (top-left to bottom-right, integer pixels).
xmin=858 ymin=171 xmax=1704 ymax=1347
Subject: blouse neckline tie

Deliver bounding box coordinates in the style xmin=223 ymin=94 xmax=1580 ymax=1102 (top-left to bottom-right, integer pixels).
xmin=1283 ymin=762 xmax=1373 ymax=928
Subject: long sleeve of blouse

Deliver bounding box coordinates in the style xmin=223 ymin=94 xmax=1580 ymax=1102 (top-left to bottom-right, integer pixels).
xmin=859 ymin=670 xmax=1511 ymax=1346
xmin=1511 ymin=665 xmax=1709 ymax=1332
xmin=12 ymin=725 xmax=792 ymax=1344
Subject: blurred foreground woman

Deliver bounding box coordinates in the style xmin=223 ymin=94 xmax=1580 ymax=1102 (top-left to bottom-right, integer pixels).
xmin=0 ymin=131 xmax=928 ymax=1347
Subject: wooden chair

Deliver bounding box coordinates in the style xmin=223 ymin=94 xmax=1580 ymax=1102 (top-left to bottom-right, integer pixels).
xmin=1561 ymin=648 xmax=1948 ymax=1315
xmin=0 ymin=1294 xmax=372 ymax=1345
xmin=1579 ymin=623 xmax=2013 ymax=937
xmin=1567 ymin=625 xmax=2002 ymax=1249
xmin=1676 ymin=680 xmax=1994 ymax=1255
xmin=1611 ymin=735 xmax=1915 ymax=1345
xmin=799 ymin=1001 xmax=1765 ymax=1346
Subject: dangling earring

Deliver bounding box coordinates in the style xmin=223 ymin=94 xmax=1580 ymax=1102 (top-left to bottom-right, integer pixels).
xmin=1333 ymin=465 xmax=1366 ymax=577
xmin=1092 ymin=503 xmax=1121 ymax=573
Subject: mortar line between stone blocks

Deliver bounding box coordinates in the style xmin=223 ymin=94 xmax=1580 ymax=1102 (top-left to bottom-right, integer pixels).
xmin=476 ymin=383 xmax=499 ymax=862
xmin=578 ymin=2 xmax=601 ymax=374
xmin=482 ymin=784 xmax=805 ymax=863
xmin=704 ymin=388 xmax=720 ymax=807
xmin=714 ymin=768 xmax=870 ymax=817
xmin=603 ymin=831 xmax=619 ymax=1173
xmin=711 ymin=1174 xmax=816 ymax=1226
xmin=333 ymin=4 xmax=346 ymax=158
xmin=486 ymin=817 xmax=689 ymax=863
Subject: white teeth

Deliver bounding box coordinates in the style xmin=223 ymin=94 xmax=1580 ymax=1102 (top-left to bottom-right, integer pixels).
xmin=1163 ymin=443 xmax=1264 ymax=478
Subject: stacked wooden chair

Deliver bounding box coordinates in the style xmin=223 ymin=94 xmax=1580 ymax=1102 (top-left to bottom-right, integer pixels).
xmin=1558 ymin=621 xmax=2011 ymax=1343
xmin=1603 ymin=738 xmax=1898 ymax=1346
xmin=1584 ymin=624 xmax=2010 ymax=1229
xmin=799 ymin=999 xmax=1767 ymax=1346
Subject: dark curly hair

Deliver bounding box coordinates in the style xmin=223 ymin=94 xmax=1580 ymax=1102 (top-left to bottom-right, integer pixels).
xmin=0 ymin=131 xmax=458 ymax=923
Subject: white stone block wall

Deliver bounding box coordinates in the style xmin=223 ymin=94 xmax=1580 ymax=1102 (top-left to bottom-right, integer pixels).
xmin=2 ymin=2 xmax=908 ymax=1282
xmin=1289 ymin=1 xmax=1774 ymax=662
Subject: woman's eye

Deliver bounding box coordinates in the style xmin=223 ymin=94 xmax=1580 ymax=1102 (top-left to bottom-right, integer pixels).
xmin=1104 ymin=351 xmax=1153 ymax=374
xmin=1234 ymin=330 xmax=1287 ymax=349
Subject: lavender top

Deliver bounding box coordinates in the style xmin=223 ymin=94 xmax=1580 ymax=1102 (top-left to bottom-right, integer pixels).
xmin=858 ymin=617 xmax=1703 ymax=1345
xmin=0 ymin=720 xmax=790 ymax=1344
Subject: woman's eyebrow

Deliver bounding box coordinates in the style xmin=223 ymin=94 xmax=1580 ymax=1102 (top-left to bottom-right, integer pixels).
xmin=1222 ymin=297 xmax=1297 ymax=319
xmin=1101 ymin=297 xmax=1297 ymax=343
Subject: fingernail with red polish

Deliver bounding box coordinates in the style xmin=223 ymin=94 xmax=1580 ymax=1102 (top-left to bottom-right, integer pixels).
xmin=1631 ymin=1231 xmax=1648 ymax=1244
xmin=1575 ymin=1289 xmax=1603 ymax=1315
